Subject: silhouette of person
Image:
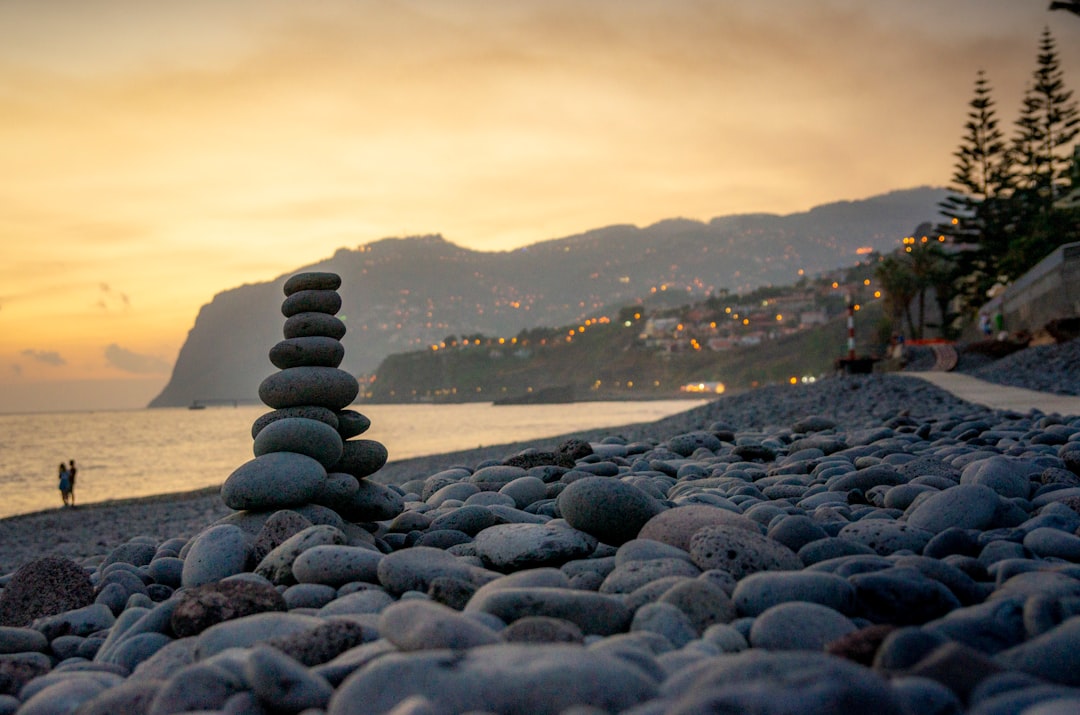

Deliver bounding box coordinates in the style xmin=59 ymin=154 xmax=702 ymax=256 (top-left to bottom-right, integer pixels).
xmin=58 ymin=462 xmax=72 ymax=507
xmin=68 ymin=459 xmax=78 ymax=507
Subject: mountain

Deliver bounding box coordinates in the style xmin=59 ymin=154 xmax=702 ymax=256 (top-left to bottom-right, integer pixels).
xmin=148 ymin=186 xmax=948 ymax=407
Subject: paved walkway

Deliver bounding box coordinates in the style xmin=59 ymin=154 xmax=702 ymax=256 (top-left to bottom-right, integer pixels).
xmin=908 ymin=372 xmax=1080 ymax=417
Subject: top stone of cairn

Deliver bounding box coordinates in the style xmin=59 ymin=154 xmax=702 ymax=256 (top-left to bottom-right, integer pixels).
xmin=283 ymin=272 xmax=342 ymax=297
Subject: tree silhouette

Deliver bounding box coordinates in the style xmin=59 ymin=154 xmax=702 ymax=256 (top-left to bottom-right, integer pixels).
xmin=1049 ymin=2 xmax=1080 ymax=17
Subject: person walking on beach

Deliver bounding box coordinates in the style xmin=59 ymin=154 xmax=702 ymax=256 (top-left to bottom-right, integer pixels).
xmin=58 ymin=462 xmax=72 ymax=507
xmin=68 ymin=459 xmax=78 ymax=506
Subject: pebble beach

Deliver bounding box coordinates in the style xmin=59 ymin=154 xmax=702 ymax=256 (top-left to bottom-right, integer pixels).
xmin=4 ymin=312 xmax=1080 ymax=714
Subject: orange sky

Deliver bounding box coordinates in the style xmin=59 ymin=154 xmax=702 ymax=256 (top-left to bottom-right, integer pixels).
xmin=2 ymin=0 xmax=1078 ymax=413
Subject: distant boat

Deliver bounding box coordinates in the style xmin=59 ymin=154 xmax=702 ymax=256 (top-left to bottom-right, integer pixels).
xmin=188 ymin=402 xmax=206 ymax=410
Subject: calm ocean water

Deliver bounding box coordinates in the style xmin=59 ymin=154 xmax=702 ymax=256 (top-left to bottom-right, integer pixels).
xmin=0 ymin=400 xmax=705 ymax=520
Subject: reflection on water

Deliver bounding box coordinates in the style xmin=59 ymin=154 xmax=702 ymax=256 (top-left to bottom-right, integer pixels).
xmin=0 ymin=400 xmax=705 ymax=519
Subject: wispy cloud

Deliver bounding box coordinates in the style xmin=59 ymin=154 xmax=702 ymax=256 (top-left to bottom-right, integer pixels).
xmin=104 ymin=344 xmax=170 ymax=374
xmin=20 ymin=349 xmax=66 ymax=366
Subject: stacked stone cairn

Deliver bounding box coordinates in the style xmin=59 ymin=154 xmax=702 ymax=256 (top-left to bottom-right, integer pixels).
xmin=220 ymin=271 xmax=404 ymax=530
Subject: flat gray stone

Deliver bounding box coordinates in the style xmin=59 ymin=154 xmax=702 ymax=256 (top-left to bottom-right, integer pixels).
xmin=732 ymin=570 xmax=856 ymax=617
xmin=465 ymin=587 xmax=632 ymax=636
xmin=269 ymin=336 xmax=345 ymax=369
xmin=283 ymin=312 xmax=347 ymax=340
xmin=259 ymin=366 xmax=359 ymax=410
xmin=292 ymin=545 xmax=384 ymax=587
xmin=283 ymin=272 xmax=341 ymax=296
xmin=281 ymin=289 xmax=342 ymax=318
xmin=221 ymin=452 xmax=327 ymax=511
xmin=376 ymin=546 xmax=499 ymax=597
xmin=473 ymin=523 xmax=597 ymax=572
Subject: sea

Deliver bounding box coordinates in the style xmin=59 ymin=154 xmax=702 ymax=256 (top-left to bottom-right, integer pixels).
xmin=0 ymin=400 xmax=706 ymax=520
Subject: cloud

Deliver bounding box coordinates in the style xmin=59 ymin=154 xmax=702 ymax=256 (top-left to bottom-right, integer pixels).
xmin=104 ymin=343 xmax=170 ymax=374
xmin=21 ymin=349 xmax=66 ymax=366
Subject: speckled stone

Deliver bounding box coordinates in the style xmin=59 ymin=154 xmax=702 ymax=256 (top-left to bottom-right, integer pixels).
xmin=171 ymin=580 xmax=287 ymax=638
xmin=0 ymin=557 xmax=95 ymax=628
xmin=638 ymin=505 xmax=760 ymax=551
xmin=687 ymin=525 xmax=802 ymax=580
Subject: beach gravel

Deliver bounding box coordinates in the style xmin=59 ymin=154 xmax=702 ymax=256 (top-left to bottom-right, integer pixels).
xmin=4 ymin=369 xmax=1080 ymax=713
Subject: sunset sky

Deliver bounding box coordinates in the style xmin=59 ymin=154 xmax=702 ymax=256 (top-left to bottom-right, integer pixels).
xmin=2 ymin=0 xmax=1079 ymax=414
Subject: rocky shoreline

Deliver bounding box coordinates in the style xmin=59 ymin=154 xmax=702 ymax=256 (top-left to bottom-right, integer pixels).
xmin=2 ymin=369 xmax=1080 ymax=713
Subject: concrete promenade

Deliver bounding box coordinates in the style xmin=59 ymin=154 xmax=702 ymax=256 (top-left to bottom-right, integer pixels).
xmin=908 ymin=372 xmax=1080 ymax=417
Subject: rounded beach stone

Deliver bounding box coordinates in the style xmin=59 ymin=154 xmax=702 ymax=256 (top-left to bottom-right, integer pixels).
xmin=1022 ymin=527 xmax=1080 ymax=561
xmin=269 ymin=336 xmax=345 ymax=370
xmin=281 ymin=289 xmax=342 ymax=318
xmin=994 ymin=616 xmax=1080 ymax=685
xmin=193 ymin=611 xmax=324 ymax=660
xmin=850 ymin=566 xmax=962 ymax=625
xmin=181 ymin=524 xmax=250 ymax=588
xmin=332 ymin=439 xmax=389 ymax=479
xmin=465 ymin=587 xmax=632 ymax=636
xmin=251 ymin=406 xmax=339 ymax=439
xmin=638 ymin=505 xmax=759 ymax=551
xmin=283 ymin=272 xmax=341 ymax=296
xmin=377 ymin=546 xmax=499 ymax=597
xmin=836 ymin=520 xmax=934 ymax=556
xmin=687 ymin=525 xmax=802 ymax=580
xmin=245 ymin=645 xmax=335 ymax=711
xmin=960 ymin=456 xmax=1036 ymax=499
xmin=598 ymin=558 xmax=701 ymax=594
xmin=283 ymin=312 xmax=347 ymax=340
xmin=221 ymin=452 xmax=327 ymax=511
xmin=327 ymin=643 xmax=658 ymax=715
xmin=292 ymin=545 xmax=383 ymax=587
xmin=259 ymin=367 xmax=359 ymax=411
xmin=732 ymin=570 xmax=856 ymax=617
xmin=378 ymin=599 xmax=502 ymax=651
xmin=336 ymin=410 xmax=371 ymax=439
xmin=0 ymin=557 xmax=95 ymax=628
xmin=473 ymin=523 xmax=598 ymax=572
xmin=171 ymin=580 xmax=287 ymax=638
xmin=749 ymin=601 xmax=858 ymax=650
xmin=904 ymin=483 xmax=1004 ymax=533
xmin=659 ymin=649 xmax=904 ymax=715
xmin=253 ymin=417 xmax=344 ymax=469
xmin=557 ymin=476 xmax=665 ymax=546
xmin=501 ymin=616 xmax=585 ymax=644
xmin=255 ymin=524 xmax=349 ymax=585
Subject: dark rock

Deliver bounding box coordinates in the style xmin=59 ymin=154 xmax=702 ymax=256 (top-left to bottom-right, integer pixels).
xmin=171 ymin=580 xmax=287 ymax=638
xmin=0 ymin=557 xmax=94 ymax=628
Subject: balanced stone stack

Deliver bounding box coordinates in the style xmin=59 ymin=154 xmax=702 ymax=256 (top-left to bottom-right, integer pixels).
xmin=220 ymin=271 xmax=403 ymax=526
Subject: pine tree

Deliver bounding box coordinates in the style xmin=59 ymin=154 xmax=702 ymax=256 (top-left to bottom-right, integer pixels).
xmin=938 ymin=70 xmax=1013 ymax=314
xmin=1012 ymin=27 xmax=1080 ymax=205
xmin=1008 ymin=27 xmax=1080 ymax=273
